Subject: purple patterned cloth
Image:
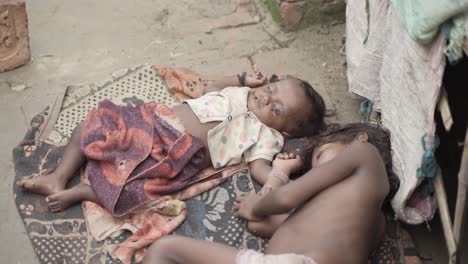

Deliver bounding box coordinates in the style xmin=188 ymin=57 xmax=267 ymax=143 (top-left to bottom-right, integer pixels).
xmin=81 ymin=100 xmax=205 ymax=216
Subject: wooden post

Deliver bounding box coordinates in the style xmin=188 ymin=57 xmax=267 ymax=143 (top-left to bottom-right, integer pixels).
xmin=434 ymin=171 xmax=457 ymax=263
xmin=453 ymin=130 xmax=468 ymax=263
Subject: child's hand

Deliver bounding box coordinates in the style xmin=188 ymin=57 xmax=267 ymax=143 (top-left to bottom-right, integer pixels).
xmin=259 ymin=183 xmax=279 ymax=196
xmin=272 ymin=152 xmax=303 ymax=175
xmin=245 ymin=72 xmax=267 ymax=88
xmin=259 ymin=185 xmax=273 ymax=196
xmin=234 ymin=192 xmax=264 ymax=222
xmin=259 ymin=176 xmax=284 ymax=195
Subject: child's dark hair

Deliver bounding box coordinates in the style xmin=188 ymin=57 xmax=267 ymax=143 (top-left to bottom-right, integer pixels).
xmin=269 ymin=74 xmax=327 ymax=137
xmin=307 ymin=123 xmax=400 ymax=202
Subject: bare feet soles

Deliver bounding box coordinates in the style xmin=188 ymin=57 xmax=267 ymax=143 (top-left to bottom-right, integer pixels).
xmin=46 ymin=183 xmax=95 ymax=213
xmin=16 ymin=170 xmax=66 ymax=196
xmin=16 ymin=170 xmax=90 ymax=213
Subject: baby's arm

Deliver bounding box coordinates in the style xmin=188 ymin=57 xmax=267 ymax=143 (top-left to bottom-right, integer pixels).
xmin=204 ymin=72 xmax=267 ymax=94
xmin=204 ymin=76 xmax=242 ymax=94
xmin=259 ymin=153 xmax=303 ymax=195
xmin=242 ymin=154 xmax=301 ymax=237
xmin=249 ymin=159 xmax=272 ymax=185
xmin=249 ymin=153 xmax=299 ymax=183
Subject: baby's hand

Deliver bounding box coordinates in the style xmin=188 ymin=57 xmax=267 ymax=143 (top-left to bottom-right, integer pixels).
xmin=272 ymin=152 xmax=303 ymax=175
xmin=245 ymin=72 xmax=267 ymax=88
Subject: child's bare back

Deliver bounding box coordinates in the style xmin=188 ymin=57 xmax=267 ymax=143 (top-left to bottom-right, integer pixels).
xmin=265 ymin=142 xmax=388 ymax=263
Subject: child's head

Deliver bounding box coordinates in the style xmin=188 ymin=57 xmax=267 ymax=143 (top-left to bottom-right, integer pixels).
xmin=310 ymin=123 xmax=400 ymax=202
xmin=247 ymin=76 xmax=326 ymax=138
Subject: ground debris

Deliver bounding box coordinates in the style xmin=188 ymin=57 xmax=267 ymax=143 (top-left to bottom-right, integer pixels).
xmin=11 ymin=83 xmax=30 ymax=92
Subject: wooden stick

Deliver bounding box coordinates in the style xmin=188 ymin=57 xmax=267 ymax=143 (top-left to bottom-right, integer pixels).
xmin=464 ymin=37 xmax=468 ymax=56
xmin=434 ymin=171 xmax=457 ymax=263
xmin=453 ymin=130 xmax=468 ymax=263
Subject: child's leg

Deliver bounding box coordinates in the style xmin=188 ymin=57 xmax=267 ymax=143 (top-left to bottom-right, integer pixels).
xmin=143 ymin=236 xmax=238 ymax=264
xmin=17 ymin=123 xmax=86 ymax=196
xmin=247 ymin=214 xmax=288 ymax=238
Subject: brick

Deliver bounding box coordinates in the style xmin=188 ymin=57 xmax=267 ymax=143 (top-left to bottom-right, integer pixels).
xmin=0 ymin=0 xmax=30 ymax=72
xmin=279 ymin=0 xmax=306 ymax=31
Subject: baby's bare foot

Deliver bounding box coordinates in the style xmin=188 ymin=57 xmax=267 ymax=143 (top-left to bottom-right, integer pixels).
xmin=46 ymin=183 xmax=92 ymax=213
xmin=16 ymin=170 xmax=65 ymax=196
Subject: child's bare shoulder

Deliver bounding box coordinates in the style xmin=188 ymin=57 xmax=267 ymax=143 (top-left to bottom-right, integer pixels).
xmin=349 ymin=142 xmax=389 ymax=195
xmin=348 ymin=141 xmax=378 ymax=153
xmin=348 ymin=142 xmax=383 ymax=163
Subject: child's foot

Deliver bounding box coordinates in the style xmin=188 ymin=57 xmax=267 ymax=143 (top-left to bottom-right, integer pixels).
xmin=16 ymin=170 xmax=66 ymax=196
xmin=46 ymin=183 xmax=93 ymax=213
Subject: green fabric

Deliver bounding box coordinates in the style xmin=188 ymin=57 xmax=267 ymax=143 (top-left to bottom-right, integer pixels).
xmin=446 ymin=12 xmax=468 ymax=64
xmin=392 ymin=0 xmax=468 ymax=44
xmin=359 ymin=98 xmax=373 ymax=121
xmin=416 ymin=134 xmax=439 ymax=180
xmin=392 ymin=0 xmax=468 ymax=61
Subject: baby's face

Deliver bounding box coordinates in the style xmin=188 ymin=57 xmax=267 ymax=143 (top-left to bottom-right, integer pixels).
xmin=247 ymin=79 xmax=311 ymax=134
xmin=311 ymin=142 xmax=347 ymax=167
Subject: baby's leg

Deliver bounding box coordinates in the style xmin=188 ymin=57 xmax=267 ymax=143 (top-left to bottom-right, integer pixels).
xmin=17 ymin=123 xmax=86 ymax=196
xmin=47 ymin=183 xmax=99 ymax=213
xmin=143 ymin=236 xmax=238 ymax=264
xmin=247 ymin=214 xmax=288 ymax=238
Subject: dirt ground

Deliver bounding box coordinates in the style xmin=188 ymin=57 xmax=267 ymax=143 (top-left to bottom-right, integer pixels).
xmin=1 ymin=1 xmax=456 ymax=263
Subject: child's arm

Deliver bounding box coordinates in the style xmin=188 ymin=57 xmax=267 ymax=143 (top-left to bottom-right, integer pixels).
xmin=204 ymin=72 xmax=267 ymax=94
xmin=236 ymin=142 xmax=380 ymax=220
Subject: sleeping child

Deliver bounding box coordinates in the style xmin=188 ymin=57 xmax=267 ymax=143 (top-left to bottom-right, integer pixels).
xmin=17 ymin=72 xmax=326 ymax=216
xmin=142 ymin=123 xmax=400 ymax=264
